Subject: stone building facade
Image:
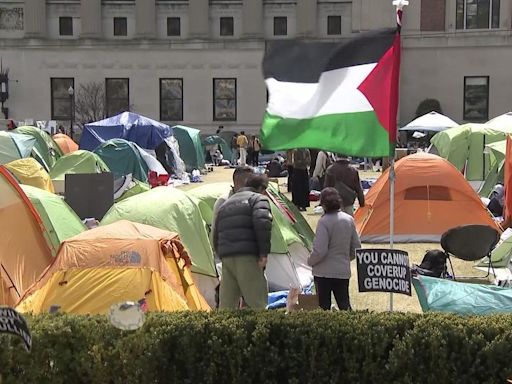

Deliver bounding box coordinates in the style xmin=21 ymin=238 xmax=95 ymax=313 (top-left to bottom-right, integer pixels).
xmin=0 ymin=0 xmax=511 ymax=134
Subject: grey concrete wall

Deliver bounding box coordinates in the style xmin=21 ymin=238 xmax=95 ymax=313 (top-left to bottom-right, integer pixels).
xmin=81 ymin=0 xmax=102 ymax=38
xmin=360 ymin=0 xmax=396 ymax=30
xmin=24 ymin=0 xmax=46 ymax=37
xmin=135 ymin=0 xmax=156 ymax=38
xmin=242 ymin=0 xmax=263 ymax=38
xmin=296 ymin=0 xmax=317 ymax=37
xmin=188 ymin=0 xmax=209 ymax=38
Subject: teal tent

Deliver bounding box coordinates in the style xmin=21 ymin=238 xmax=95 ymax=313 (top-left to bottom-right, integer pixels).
xmin=173 ymin=125 xmax=205 ymax=172
xmin=93 ymin=139 xmax=149 ymax=183
xmin=0 ymin=131 xmax=36 ymax=165
xmin=413 ymin=275 xmax=512 ymax=315
xmin=202 ymin=135 xmax=232 ymax=163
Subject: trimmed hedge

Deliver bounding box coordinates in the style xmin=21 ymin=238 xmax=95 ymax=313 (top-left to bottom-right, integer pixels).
xmin=1 ymin=311 xmax=512 ymax=383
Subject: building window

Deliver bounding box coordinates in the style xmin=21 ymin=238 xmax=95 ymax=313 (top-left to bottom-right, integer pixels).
xmin=167 ymin=17 xmax=181 ymax=36
xmin=213 ymin=78 xmax=236 ymax=121
xmin=327 ymin=15 xmax=342 ymax=35
xmin=59 ymin=17 xmax=73 ymax=36
xmin=51 ymin=78 xmax=74 ymax=120
xmin=273 ymin=16 xmax=287 ymax=36
xmin=105 ymin=78 xmax=129 ymax=117
xmin=456 ymin=0 xmax=500 ymax=29
xmin=114 ymin=17 xmax=128 ymax=36
xmin=220 ymin=17 xmax=234 ymax=36
xmin=463 ymin=76 xmax=489 ymax=122
xmin=160 ymin=79 xmax=183 ymax=121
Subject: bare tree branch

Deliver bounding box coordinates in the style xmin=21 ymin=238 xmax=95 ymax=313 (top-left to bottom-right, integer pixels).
xmin=74 ymin=82 xmax=106 ymax=129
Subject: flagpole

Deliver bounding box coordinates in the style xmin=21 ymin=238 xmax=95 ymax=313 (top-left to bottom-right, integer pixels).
xmin=389 ymin=0 xmax=407 ymax=312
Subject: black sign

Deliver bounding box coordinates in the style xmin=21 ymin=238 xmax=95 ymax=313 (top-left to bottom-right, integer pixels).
xmin=356 ymin=248 xmax=411 ymax=296
xmin=0 ymin=307 xmax=32 ymax=351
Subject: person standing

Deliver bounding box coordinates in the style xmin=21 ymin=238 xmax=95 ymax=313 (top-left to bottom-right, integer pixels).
xmin=214 ymin=174 xmax=273 ymax=309
xmin=251 ymin=135 xmax=261 ymax=166
xmin=286 ymin=149 xmax=294 ymax=193
xmin=237 ymin=131 xmax=249 ymax=166
xmin=291 ymin=148 xmax=311 ymax=211
xmin=307 ymin=188 xmax=361 ymax=310
xmin=324 ymin=155 xmax=365 ymax=216
xmin=311 ymin=150 xmax=333 ymax=191
xmin=230 ymin=134 xmax=239 ymax=165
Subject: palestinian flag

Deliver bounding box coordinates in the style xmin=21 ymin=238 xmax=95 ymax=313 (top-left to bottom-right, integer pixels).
xmin=260 ymin=28 xmax=401 ymax=157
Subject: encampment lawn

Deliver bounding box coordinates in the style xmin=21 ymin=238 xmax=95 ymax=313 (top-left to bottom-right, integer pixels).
xmin=181 ymin=166 xmax=492 ymax=313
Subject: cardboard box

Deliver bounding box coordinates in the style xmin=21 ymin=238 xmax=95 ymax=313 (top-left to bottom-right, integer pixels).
xmin=290 ymin=294 xmax=319 ymax=311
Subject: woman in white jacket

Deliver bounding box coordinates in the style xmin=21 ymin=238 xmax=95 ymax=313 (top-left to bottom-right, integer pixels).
xmin=307 ymin=187 xmax=361 ymax=310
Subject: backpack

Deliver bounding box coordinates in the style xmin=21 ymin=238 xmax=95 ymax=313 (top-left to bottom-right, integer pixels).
xmin=334 ymin=180 xmax=357 ymax=206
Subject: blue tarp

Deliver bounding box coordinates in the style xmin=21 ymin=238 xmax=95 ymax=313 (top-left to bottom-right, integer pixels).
xmin=267 ymin=283 xmax=315 ymax=310
xmin=80 ymin=112 xmax=173 ymax=151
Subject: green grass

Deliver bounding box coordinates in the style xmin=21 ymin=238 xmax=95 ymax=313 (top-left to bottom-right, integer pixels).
xmin=182 ymin=167 xmax=491 ymax=313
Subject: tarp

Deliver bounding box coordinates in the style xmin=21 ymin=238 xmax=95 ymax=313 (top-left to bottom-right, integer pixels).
xmin=50 ymin=150 xmax=110 ymax=181
xmin=14 ymin=126 xmax=63 ymax=170
xmin=93 ymin=139 xmax=150 ymax=183
xmin=202 ymin=135 xmax=233 ymax=163
xmin=413 ymin=275 xmax=512 ymax=315
xmin=400 ymin=111 xmax=457 ymax=132
xmin=431 ymin=123 xmax=512 ymax=182
xmin=188 ymin=182 xmax=314 ymax=290
xmin=172 ymin=125 xmax=205 ymax=172
xmin=354 ymin=153 xmax=500 ymax=243
xmin=80 ymin=112 xmax=173 ymax=151
xmin=0 ymin=131 xmax=36 ymax=165
xmin=21 ymin=184 xmax=86 ymax=256
xmin=487 ymin=112 xmax=512 ymax=131
xmin=16 ymin=220 xmax=210 ymax=314
xmin=5 ymin=158 xmax=55 ymax=193
xmin=53 ymin=133 xmax=78 ymax=154
xmin=0 ymin=167 xmax=53 ymax=306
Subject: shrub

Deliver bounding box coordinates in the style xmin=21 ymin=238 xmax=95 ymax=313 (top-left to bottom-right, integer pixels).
xmin=415 ymin=98 xmax=443 ymax=118
xmin=1 ymin=311 xmax=512 ymax=383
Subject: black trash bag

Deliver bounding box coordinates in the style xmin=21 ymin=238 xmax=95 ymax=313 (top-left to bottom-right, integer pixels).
xmin=412 ymin=249 xmax=447 ymax=278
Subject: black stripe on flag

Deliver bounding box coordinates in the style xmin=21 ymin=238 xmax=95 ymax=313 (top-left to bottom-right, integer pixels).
xmin=263 ymin=28 xmax=396 ymax=83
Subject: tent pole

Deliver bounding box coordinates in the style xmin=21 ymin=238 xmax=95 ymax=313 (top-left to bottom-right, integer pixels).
xmin=389 ymin=155 xmax=396 ymax=312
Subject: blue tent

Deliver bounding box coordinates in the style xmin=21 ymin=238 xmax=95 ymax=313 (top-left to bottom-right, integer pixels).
xmin=79 ymin=112 xmax=173 ymax=151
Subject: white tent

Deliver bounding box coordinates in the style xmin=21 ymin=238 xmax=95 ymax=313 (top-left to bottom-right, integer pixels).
xmin=487 ymin=112 xmax=512 ymax=131
xmin=399 ymin=111 xmax=457 ymax=132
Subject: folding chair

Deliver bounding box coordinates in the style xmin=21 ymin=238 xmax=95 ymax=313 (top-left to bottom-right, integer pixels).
xmin=440 ymin=224 xmax=500 ymax=280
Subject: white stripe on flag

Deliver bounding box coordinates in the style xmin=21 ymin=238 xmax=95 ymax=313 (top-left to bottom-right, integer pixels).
xmin=266 ymin=63 xmax=377 ymax=120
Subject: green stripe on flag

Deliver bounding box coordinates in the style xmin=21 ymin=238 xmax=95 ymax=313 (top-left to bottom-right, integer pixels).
xmin=260 ymin=111 xmax=394 ymax=157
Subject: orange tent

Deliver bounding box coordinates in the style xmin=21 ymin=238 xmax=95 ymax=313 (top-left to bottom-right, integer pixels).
xmin=53 ymin=133 xmax=78 ymax=154
xmin=0 ymin=166 xmax=53 ymax=306
xmin=16 ymin=220 xmax=210 ymax=314
xmin=354 ymin=153 xmax=500 ymax=243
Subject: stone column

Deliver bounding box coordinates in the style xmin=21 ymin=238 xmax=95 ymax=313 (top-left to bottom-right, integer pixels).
xmin=297 ymin=0 xmax=317 ymax=37
xmin=242 ymin=0 xmax=263 ymax=38
xmin=80 ymin=0 xmax=102 ymax=39
xmin=500 ymin=0 xmax=512 ymax=29
xmin=24 ymin=0 xmax=46 ymax=38
xmin=445 ymin=0 xmax=456 ymax=31
xmin=136 ymin=0 xmax=156 ymax=38
xmin=188 ymin=0 xmax=209 ymax=39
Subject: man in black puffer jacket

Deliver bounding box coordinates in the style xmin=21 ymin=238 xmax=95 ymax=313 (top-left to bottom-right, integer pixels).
xmin=214 ymin=174 xmax=273 ymax=309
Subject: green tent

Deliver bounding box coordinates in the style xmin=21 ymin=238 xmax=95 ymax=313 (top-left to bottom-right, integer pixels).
xmin=173 ymin=125 xmax=205 ymax=172
xmin=14 ymin=126 xmax=63 ymax=170
xmin=115 ymin=179 xmax=151 ymax=202
xmin=431 ymin=123 xmax=512 ymax=182
xmin=202 ymin=135 xmax=233 ymax=163
xmin=50 ymin=150 xmax=110 ymax=181
xmin=93 ymin=139 xmax=149 ymax=183
xmin=479 ymin=140 xmax=506 ymax=197
xmin=188 ymin=182 xmax=314 ymax=290
xmin=101 ymin=186 xmax=216 ymax=277
xmin=21 ymin=184 xmax=86 ymax=256
xmin=0 ymin=131 xmax=36 ymax=165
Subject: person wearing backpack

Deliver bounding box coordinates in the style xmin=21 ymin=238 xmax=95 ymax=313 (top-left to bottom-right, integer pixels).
xmin=311 ymin=150 xmax=333 ymax=190
xmin=324 ymin=155 xmax=365 ymax=216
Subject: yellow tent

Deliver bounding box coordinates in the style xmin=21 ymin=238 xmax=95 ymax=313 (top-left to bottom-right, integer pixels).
xmin=0 ymin=166 xmax=53 ymax=306
xmin=5 ymin=158 xmax=55 ymax=193
xmin=17 ymin=220 xmax=210 ymax=314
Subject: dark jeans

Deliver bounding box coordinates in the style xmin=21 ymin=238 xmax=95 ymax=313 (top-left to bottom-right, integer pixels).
xmin=314 ymin=276 xmax=351 ymax=310
xmin=252 ymin=151 xmax=260 ymax=166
